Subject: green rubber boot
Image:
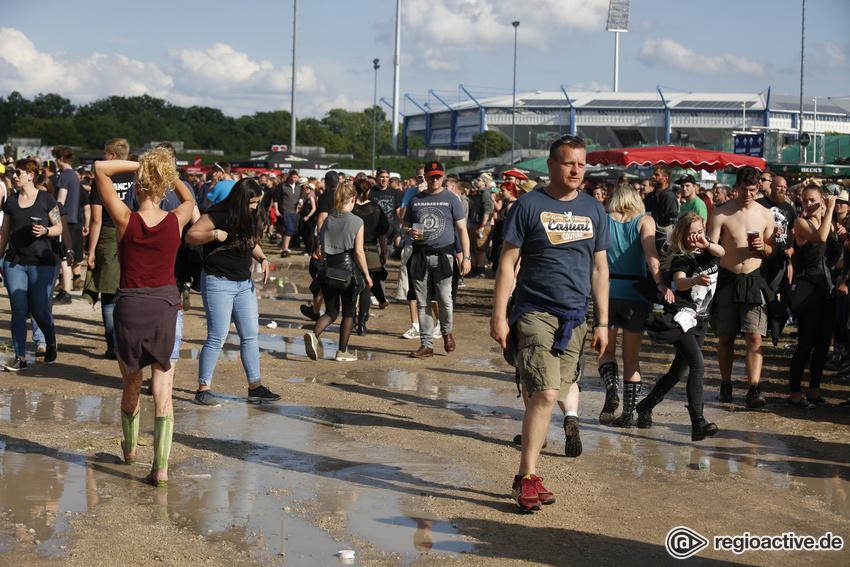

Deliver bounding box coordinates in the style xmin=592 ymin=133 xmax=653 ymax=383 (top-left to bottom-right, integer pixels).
xmin=147 ymin=414 xmax=174 ymax=487
xmin=120 ymin=410 xmax=139 ymax=463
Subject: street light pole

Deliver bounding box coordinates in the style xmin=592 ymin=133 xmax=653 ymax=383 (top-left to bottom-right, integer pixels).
xmin=372 ymin=59 xmax=380 ymax=172
xmin=511 ymin=21 xmax=519 ymax=165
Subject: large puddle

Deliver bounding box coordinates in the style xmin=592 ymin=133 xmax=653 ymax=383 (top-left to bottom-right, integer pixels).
xmin=0 ymin=390 xmax=473 ymax=564
xmin=2 ymin=349 xmax=849 ymax=562
xmin=340 ymin=360 xmax=850 ymax=520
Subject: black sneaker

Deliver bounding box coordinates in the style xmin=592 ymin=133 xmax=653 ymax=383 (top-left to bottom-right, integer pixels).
xmin=43 ymin=345 xmax=57 ymax=364
xmin=719 ymin=381 xmax=733 ymax=403
xmin=104 ymin=347 xmax=117 ymax=360
xmin=4 ymin=357 xmax=27 ymax=372
xmin=511 ymin=434 xmax=548 ymax=449
xmin=54 ymin=290 xmax=72 ymax=305
xmin=194 ymin=390 xmax=221 ymax=407
xmin=247 ymin=385 xmax=281 ymax=402
xmin=746 ymin=385 xmax=766 ymax=409
xmin=300 ymin=303 xmax=320 ymax=322
xmin=563 ymin=415 xmax=582 ymax=458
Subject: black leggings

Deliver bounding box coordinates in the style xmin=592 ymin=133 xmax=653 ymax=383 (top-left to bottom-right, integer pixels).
xmin=654 ymin=319 xmax=709 ymax=407
xmin=790 ymin=292 xmax=835 ymax=393
xmin=321 ymin=282 xmax=359 ymax=321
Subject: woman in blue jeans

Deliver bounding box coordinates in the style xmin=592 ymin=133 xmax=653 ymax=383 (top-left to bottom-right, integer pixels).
xmin=187 ymin=178 xmax=278 ymax=405
xmin=0 ymin=159 xmax=62 ymax=371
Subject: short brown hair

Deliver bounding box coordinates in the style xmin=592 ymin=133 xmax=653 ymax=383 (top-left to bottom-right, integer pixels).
xmin=51 ymin=145 xmax=74 ymax=164
xmin=653 ymin=164 xmax=672 ymax=180
xmin=549 ymin=134 xmax=586 ymax=160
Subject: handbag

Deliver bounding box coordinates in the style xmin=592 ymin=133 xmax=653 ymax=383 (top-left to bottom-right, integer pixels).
xmin=322 ymin=251 xmax=355 ymax=290
xmin=323 ymin=266 xmax=353 ymax=290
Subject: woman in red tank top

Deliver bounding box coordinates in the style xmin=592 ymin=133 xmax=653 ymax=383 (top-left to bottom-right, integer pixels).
xmin=92 ymin=148 xmax=195 ymax=487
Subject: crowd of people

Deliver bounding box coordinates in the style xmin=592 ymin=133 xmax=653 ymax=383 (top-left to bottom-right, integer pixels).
xmin=1 ymin=139 xmax=849 ymax=507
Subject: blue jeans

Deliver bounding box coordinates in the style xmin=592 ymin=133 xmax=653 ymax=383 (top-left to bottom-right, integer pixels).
xmin=199 ymin=271 xmax=260 ymax=387
xmin=4 ymin=260 xmax=57 ymax=357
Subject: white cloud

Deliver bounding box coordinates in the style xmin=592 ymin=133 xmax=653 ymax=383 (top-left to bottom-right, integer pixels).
xmin=0 ymin=27 xmax=173 ymax=99
xmin=379 ymin=0 xmax=609 ymax=74
xmin=819 ymin=41 xmax=848 ymax=70
xmin=0 ymin=27 xmax=329 ymax=117
xmin=639 ymin=38 xmax=767 ymax=77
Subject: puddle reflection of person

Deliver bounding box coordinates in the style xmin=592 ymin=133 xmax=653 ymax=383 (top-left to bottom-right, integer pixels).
xmin=93 ymin=149 xmax=195 ymax=487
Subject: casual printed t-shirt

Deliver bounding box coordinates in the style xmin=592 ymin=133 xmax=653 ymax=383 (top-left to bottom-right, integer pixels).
xmin=402 ymin=189 xmax=465 ymax=249
xmin=503 ymin=187 xmax=611 ymax=310
xmin=56 ymin=168 xmax=82 ymax=223
xmin=671 ymin=248 xmax=719 ymax=316
xmin=680 ymin=197 xmax=708 ymax=221
xmin=371 ymin=187 xmax=402 ymax=228
xmin=91 ymin=171 xmax=135 ymax=228
xmin=756 ymin=196 xmax=797 ymax=251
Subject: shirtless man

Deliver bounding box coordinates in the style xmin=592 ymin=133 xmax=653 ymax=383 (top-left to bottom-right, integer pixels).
xmin=707 ymin=166 xmax=776 ymax=408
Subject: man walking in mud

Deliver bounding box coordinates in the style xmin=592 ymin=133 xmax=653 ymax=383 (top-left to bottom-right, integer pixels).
xmin=707 ymin=166 xmax=776 ymax=408
xmin=490 ymin=135 xmax=610 ymax=512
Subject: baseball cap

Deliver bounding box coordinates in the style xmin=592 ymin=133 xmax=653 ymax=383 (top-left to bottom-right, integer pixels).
xmin=424 ymin=161 xmax=444 ymax=177
xmin=376 ymin=167 xmax=389 ymax=175
xmin=675 ymin=174 xmax=697 ymax=185
xmin=324 ymin=170 xmax=339 ymax=187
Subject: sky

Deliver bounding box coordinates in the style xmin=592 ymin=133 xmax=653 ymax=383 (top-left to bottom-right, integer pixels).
xmin=1 ymin=0 xmax=848 ymax=121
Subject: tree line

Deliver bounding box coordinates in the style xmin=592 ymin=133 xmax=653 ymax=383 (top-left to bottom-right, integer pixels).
xmin=0 ymin=91 xmax=423 ymax=161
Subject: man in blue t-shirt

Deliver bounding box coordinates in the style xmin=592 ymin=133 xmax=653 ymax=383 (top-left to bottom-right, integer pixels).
xmin=491 ymin=135 xmax=610 ymax=513
xmin=401 ymin=160 xmax=470 ymax=357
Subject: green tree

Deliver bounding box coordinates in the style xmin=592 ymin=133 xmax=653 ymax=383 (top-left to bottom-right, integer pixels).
xmin=469 ymin=130 xmax=512 ymax=161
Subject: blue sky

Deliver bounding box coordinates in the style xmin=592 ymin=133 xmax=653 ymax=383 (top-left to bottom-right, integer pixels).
xmin=1 ymin=0 xmax=847 ymax=119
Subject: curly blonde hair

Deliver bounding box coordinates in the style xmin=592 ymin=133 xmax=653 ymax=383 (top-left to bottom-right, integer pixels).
xmin=135 ymin=147 xmax=178 ymax=200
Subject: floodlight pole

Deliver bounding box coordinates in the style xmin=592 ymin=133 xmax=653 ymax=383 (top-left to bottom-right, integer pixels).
xmin=798 ymin=0 xmax=806 ymax=162
xmin=290 ymin=0 xmax=298 ymax=153
xmin=372 ymin=59 xmax=380 ymax=172
xmin=613 ymin=31 xmax=620 ymax=92
xmin=391 ymin=0 xmax=401 ymax=152
xmin=511 ymin=21 xmax=519 ymax=165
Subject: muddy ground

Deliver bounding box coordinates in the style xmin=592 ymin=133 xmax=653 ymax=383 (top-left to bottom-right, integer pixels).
xmin=1 ymin=244 xmax=849 ymax=566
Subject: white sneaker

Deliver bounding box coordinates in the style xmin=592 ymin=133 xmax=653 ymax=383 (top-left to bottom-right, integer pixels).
xmin=304 ymin=332 xmax=318 ymax=360
xmin=335 ymin=349 xmax=357 ymax=362
xmin=370 ymin=295 xmax=379 ymax=306
xmin=401 ymin=326 xmax=420 ymax=339
xmin=433 ymin=321 xmax=442 ymax=338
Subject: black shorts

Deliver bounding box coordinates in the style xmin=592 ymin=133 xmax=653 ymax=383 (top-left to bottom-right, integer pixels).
xmin=68 ymin=222 xmax=84 ymax=263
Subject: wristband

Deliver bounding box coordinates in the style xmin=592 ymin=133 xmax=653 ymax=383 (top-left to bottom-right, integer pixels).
xmin=463 ymin=255 xmax=471 ymax=260
xmin=595 ymin=322 xmax=609 ymax=328
xmin=260 ymin=257 xmax=269 ymax=264
xmin=214 ymin=229 xmax=219 ymax=241
xmin=656 ymin=281 xmax=665 ymax=288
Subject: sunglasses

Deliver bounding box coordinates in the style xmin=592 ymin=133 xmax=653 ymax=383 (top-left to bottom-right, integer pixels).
xmin=12 ymin=169 xmax=26 ymax=177
xmin=550 ymin=134 xmax=586 ymax=150
xmin=759 ymin=177 xmax=770 ymax=182
xmin=416 ymin=175 xmax=424 ymax=180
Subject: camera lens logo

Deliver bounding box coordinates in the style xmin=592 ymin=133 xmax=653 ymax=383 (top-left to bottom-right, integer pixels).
xmin=666 ymin=526 xmax=709 ymax=559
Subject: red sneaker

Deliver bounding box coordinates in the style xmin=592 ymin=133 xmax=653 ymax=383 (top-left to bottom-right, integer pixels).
xmin=530 ymin=475 xmax=555 ymax=505
xmin=512 ymin=475 xmax=541 ymax=512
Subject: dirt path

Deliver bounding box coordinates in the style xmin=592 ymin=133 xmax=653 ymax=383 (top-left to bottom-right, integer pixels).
xmin=1 ymin=247 xmax=849 ymax=566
